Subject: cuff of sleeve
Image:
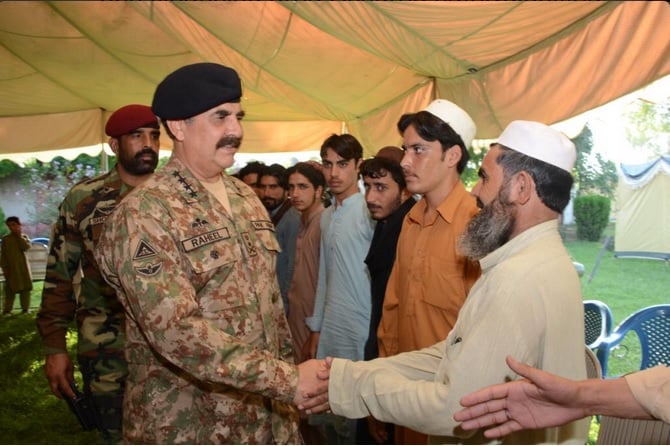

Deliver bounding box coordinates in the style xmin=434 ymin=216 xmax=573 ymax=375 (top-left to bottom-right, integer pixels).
xmin=328 ymin=358 xmax=358 ymax=418
xmin=305 ymin=316 xmax=321 ymax=333
xmin=624 ymin=366 xmax=668 ymax=421
xmin=270 ymin=358 xmax=300 ymax=405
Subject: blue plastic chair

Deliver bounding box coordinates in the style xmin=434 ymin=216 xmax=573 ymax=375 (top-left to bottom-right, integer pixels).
xmin=596 ymin=304 xmax=670 ymax=377
xmin=584 ymin=300 xmax=614 ymax=351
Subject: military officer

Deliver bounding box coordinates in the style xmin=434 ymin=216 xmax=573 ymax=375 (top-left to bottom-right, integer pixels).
xmin=36 ymin=104 xmax=161 ymax=442
xmin=95 ymin=63 xmax=328 ymax=444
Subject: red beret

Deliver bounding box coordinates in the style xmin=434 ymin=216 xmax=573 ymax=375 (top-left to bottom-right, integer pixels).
xmin=105 ymin=104 xmax=158 ymax=138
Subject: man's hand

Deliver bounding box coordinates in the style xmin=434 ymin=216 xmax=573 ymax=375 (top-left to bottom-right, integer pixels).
xmin=294 ymin=357 xmax=332 ymax=415
xmin=454 ymin=356 xmax=584 ymax=438
xmin=44 ymin=353 xmax=76 ymax=399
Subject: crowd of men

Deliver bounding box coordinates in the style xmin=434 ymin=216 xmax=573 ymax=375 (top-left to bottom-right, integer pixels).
xmin=30 ymin=62 xmax=668 ymax=445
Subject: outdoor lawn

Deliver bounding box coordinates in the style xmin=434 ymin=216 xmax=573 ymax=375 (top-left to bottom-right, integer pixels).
xmin=0 ymin=226 xmax=667 ymax=444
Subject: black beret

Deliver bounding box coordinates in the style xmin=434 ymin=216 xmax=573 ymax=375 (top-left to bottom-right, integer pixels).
xmin=105 ymin=104 xmax=158 ymax=137
xmin=152 ymin=63 xmax=242 ymax=120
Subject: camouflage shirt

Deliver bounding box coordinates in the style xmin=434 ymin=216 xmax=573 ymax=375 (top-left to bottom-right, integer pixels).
xmin=95 ymin=156 xmax=301 ymax=444
xmin=37 ymin=167 xmax=131 ymax=357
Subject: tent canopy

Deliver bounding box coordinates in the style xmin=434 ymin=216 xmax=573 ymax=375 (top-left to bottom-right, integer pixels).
xmin=1 ymin=1 xmax=669 ymax=158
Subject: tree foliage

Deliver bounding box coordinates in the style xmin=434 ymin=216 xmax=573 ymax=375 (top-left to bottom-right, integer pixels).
xmin=462 ymin=145 xmax=485 ymax=189
xmin=0 ymin=159 xmax=21 ymax=179
xmin=0 ymin=206 xmax=7 ymax=238
xmin=571 ymin=124 xmax=618 ymax=198
xmin=16 ymin=155 xmax=104 ymax=231
xmin=625 ymin=98 xmax=670 ymax=157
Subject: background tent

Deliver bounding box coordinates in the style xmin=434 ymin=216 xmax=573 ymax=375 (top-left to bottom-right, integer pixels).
xmin=615 ymin=156 xmax=670 ymax=261
xmin=1 ymin=1 xmax=670 ymax=158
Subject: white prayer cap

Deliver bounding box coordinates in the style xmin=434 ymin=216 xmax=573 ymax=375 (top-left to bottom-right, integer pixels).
xmin=423 ymin=99 xmax=477 ymax=149
xmin=497 ymin=120 xmax=576 ymax=173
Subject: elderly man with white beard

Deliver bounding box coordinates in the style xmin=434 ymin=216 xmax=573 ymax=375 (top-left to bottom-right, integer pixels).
xmin=301 ymin=120 xmax=590 ymax=445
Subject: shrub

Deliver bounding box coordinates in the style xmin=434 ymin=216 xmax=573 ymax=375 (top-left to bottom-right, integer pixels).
xmin=0 ymin=206 xmax=6 ymax=237
xmin=573 ymin=194 xmax=611 ymax=241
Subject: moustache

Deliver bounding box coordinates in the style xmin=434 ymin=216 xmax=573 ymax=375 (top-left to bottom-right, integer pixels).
xmin=216 ymin=136 xmax=242 ymax=149
xmin=135 ymin=148 xmax=158 ymax=160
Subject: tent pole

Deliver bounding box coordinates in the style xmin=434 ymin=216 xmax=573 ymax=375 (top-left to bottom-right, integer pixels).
xmin=101 ymin=144 xmax=109 ymax=172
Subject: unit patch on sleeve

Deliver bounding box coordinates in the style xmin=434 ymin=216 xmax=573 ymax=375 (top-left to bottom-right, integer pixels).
xmin=90 ymin=205 xmax=117 ymax=226
xmin=134 ymin=239 xmax=158 ymax=260
xmin=135 ymin=262 xmax=162 ymax=276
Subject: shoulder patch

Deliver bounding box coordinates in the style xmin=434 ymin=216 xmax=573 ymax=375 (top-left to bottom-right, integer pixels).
xmin=135 ymin=262 xmax=162 ymax=276
xmin=134 ymin=240 xmax=158 ymax=260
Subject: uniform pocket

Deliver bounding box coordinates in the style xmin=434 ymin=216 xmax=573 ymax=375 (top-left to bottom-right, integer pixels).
xmin=255 ymin=228 xmax=281 ymax=254
xmin=182 ymin=228 xmax=244 ymax=313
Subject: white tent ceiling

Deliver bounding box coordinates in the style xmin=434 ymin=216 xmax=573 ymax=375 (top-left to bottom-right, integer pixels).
xmin=1 ymin=1 xmax=669 ymax=159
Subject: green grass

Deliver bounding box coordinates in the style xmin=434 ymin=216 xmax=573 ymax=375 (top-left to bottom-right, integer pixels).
xmin=565 ymin=238 xmax=669 ymax=377
xmin=0 ymin=229 xmax=667 ymax=444
xmin=0 ymin=284 xmax=99 ymax=445
xmin=562 ymin=224 xmax=669 ymax=443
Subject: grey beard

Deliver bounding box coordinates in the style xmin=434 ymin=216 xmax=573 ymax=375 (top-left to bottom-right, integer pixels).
xmin=458 ymin=197 xmax=515 ymax=261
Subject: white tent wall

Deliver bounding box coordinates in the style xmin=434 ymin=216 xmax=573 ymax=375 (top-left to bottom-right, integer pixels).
xmin=615 ymin=158 xmax=670 ymax=260
xmin=1 ymin=1 xmax=670 ymax=159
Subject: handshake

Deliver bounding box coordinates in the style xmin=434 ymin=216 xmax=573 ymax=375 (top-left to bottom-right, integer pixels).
xmin=293 ymin=356 xmax=333 ymax=415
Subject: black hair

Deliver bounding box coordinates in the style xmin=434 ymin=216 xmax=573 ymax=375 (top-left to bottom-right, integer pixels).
xmin=5 ymin=216 xmax=20 ymax=225
xmin=237 ymin=160 xmax=266 ymax=180
xmin=320 ymin=134 xmax=364 ymax=161
xmin=359 ymin=157 xmax=406 ymax=189
xmin=286 ymin=162 xmax=326 ymax=190
xmin=259 ymin=163 xmax=289 ymax=190
xmin=158 ymin=119 xmax=176 ymax=141
xmin=397 ymin=111 xmax=470 ymax=174
xmin=496 ymin=144 xmax=574 ymax=213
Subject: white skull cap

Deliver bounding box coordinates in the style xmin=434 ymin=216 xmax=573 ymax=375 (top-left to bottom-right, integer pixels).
xmin=423 ymin=99 xmax=477 ymax=149
xmin=497 ymin=120 xmax=576 ymax=173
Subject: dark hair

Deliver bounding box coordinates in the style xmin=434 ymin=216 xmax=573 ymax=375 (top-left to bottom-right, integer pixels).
xmin=158 ymin=118 xmax=179 ymax=141
xmin=5 ymin=216 xmax=20 ymax=225
xmin=237 ymin=160 xmax=266 ymax=180
xmin=496 ymin=144 xmax=574 ymax=213
xmin=397 ymin=111 xmax=470 ymax=174
xmin=359 ymin=157 xmax=406 ymax=189
xmin=320 ymin=133 xmax=364 ymax=161
xmin=286 ymin=162 xmax=326 ymax=190
xmin=259 ymin=163 xmax=289 ymax=190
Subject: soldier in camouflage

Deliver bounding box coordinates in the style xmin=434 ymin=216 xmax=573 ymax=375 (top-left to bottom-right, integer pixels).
xmin=94 ymin=63 xmax=330 ymax=444
xmin=36 ymin=104 xmax=160 ymax=443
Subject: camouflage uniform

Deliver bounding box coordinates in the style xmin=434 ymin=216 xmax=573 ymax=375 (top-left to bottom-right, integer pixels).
xmin=95 ymin=156 xmax=301 ymax=444
xmin=36 ymin=168 xmax=131 ymax=442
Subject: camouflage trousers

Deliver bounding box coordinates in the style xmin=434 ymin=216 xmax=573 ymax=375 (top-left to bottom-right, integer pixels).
xmin=78 ymin=354 xmax=127 ymax=444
